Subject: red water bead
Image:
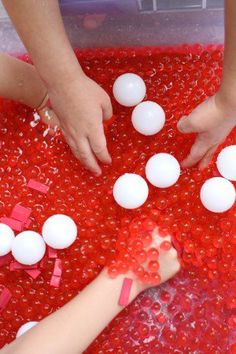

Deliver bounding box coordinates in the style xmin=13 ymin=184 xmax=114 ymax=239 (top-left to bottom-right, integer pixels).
xmin=150 ymin=273 xmax=161 ymax=285
xmin=219 ymin=219 xmax=232 ymax=232
xmin=108 ymin=266 xmax=119 ymax=279
xmin=134 ymin=250 xmax=147 ymax=264
xmin=142 ymin=233 xmax=153 ymax=247
xmin=160 ymin=241 xmax=172 ymax=251
xmin=184 ymin=240 xmax=195 ymax=254
xmin=147 ymin=248 xmax=159 ymax=261
xmin=133 ymin=266 xmax=144 ymax=278
xmin=156 ymin=313 xmax=166 ymax=324
xmin=139 ymin=271 xmax=150 ymax=284
xmin=148 ymin=261 xmax=160 ymax=273
xmin=131 ymin=239 xmax=144 ymax=251
xmin=142 ymin=219 xmax=157 ymax=231
xmin=160 ymin=291 xmax=171 ymax=303
xmin=150 ymin=209 xmax=160 ymax=220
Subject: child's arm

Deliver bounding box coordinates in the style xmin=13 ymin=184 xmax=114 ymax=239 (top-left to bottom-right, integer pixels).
xmin=1 ymin=234 xmax=180 ymax=354
xmin=2 ymin=0 xmax=112 ymax=176
xmin=0 ymin=53 xmax=46 ymax=108
xmin=178 ymin=0 xmax=236 ymax=169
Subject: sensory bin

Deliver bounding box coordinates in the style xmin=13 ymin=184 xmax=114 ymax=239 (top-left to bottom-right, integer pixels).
xmin=0 ymin=45 xmax=235 ymax=353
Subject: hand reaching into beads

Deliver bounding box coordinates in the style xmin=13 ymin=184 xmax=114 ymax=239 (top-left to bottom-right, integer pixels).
xmin=47 ymin=74 xmax=113 ymax=176
xmin=136 ymin=229 xmax=180 ymax=293
xmin=177 ymin=93 xmax=236 ymax=170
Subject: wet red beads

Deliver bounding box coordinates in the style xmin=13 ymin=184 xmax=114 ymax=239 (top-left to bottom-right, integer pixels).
xmin=0 ymin=44 xmax=233 ymax=353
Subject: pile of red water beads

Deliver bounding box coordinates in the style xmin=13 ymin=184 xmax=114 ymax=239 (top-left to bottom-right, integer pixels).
xmin=0 ymin=44 xmax=235 ymax=353
xmin=108 ymin=217 xmax=173 ymax=285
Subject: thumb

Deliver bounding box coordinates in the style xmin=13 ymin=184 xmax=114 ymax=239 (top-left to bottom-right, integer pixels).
xmin=177 ymin=115 xmax=197 ymax=134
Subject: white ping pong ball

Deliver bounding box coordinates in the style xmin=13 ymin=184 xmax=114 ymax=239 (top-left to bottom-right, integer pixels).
xmin=216 ymin=145 xmax=236 ymax=181
xmin=113 ymin=173 xmax=149 ymax=209
xmin=42 ymin=214 xmax=77 ymax=249
xmin=0 ymin=223 xmax=15 ymax=256
xmin=113 ymin=73 xmax=146 ymax=107
xmin=145 ymin=153 xmax=181 ymax=188
xmin=12 ymin=231 xmax=46 ymax=265
xmin=16 ymin=321 xmax=38 ymax=338
xmin=132 ymin=101 xmax=166 ymax=136
xmin=200 ymin=177 xmax=236 ymax=213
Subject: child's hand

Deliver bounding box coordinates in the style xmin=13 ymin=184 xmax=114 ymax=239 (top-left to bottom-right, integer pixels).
xmin=139 ymin=231 xmax=180 ymax=293
xmin=47 ymin=74 xmax=113 ymax=176
xmin=177 ymin=93 xmax=236 ymax=169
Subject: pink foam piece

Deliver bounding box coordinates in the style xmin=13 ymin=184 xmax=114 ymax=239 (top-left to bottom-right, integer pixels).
xmin=25 ymin=269 xmax=41 ymax=279
xmin=27 ymin=179 xmax=49 ymax=194
xmin=53 ymin=259 xmax=62 ymax=277
xmin=0 ymin=217 xmax=23 ymax=232
xmin=50 ymin=275 xmax=61 ymax=288
xmin=10 ymin=261 xmax=38 ymax=271
xmin=118 ymin=278 xmax=133 ymax=307
xmin=50 ymin=259 xmax=62 ymax=287
xmin=47 ymin=247 xmax=58 ymax=259
xmin=10 ymin=204 xmax=32 ymax=223
xmin=0 ymin=254 xmax=13 ymax=267
xmin=0 ymin=287 xmax=12 ymax=312
xmin=24 ymin=218 xmax=32 ymax=228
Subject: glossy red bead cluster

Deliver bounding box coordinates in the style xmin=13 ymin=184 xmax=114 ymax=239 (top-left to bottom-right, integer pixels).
xmin=0 ymin=45 xmax=235 ymax=353
xmin=108 ymin=217 xmax=172 ymax=285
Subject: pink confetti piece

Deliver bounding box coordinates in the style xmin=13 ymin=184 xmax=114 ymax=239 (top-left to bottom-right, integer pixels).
xmin=50 ymin=258 xmax=62 ymax=287
xmin=27 ymin=179 xmax=49 ymax=194
xmin=10 ymin=204 xmax=32 ymax=223
xmin=24 ymin=218 xmax=32 ymax=229
xmin=47 ymin=247 xmax=58 ymax=259
xmin=10 ymin=261 xmax=38 ymax=271
xmin=0 ymin=254 xmax=12 ymax=267
xmin=0 ymin=217 xmax=23 ymax=232
xmin=25 ymin=269 xmax=41 ymax=279
xmin=53 ymin=259 xmax=62 ymax=277
xmin=0 ymin=287 xmax=12 ymax=312
xmin=50 ymin=275 xmax=61 ymax=288
xmin=118 ymin=278 xmax=133 ymax=307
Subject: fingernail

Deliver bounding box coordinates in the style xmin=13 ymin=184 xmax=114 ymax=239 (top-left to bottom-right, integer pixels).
xmin=95 ymin=170 xmax=102 ymax=177
xmin=180 ymin=160 xmax=188 ymax=168
xmin=177 ymin=116 xmax=187 ymax=133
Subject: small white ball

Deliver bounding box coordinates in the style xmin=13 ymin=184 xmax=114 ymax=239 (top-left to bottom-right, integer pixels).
xmin=42 ymin=214 xmax=77 ymax=249
xmin=132 ymin=101 xmax=165 ymax=136
xmin=12 ymin=231 xmax=46 ymax=265
xmin=16 ymin=321 xmax=38 ymax=338
xmin=217 ymin=145 xmax=236 ymax=181
xmin=0 ymin=223 xmax=15 ymax=256
xmin=200 ymin=177 xmax=236 ymax=213
xmin=113 ymin=173 xmax=149 ymax=209
xmin=145 ymin=153 xmax=181 ymax=188
xmin=113 ymin=73 xmax=146 ymax=107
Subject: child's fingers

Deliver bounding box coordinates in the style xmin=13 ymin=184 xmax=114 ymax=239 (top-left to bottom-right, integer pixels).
xmin=198 ymin=144 xmax=218 ymax=170
xmin=73 ymin=137 xmax=102 ymax=176
xmin=102 ymin=96 xmax=113 ymax=121
xmin=181 ymin=136 xmax=210 ymax=168
xmin=177 ymin=115 xmax=194 ymax=134
xmin=88 ymin=126 xmax=111 ymax=164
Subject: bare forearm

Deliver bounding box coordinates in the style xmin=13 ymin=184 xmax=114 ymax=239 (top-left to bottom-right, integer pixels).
xmin=2 ymin=0 xmax=83 ymax=88
xmin=0 ymin=53 xmax=46 ymax=107
xmin=2 ymin=270 xmax=140 ymax=354
xmin=219 ymin=0 xmax=236 ymax=101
